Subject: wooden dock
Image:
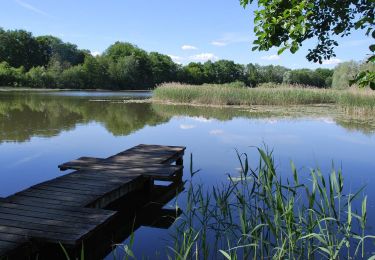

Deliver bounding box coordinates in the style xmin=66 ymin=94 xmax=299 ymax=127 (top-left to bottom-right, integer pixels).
xmin=0 ymin=144 xmax=185 ymax=259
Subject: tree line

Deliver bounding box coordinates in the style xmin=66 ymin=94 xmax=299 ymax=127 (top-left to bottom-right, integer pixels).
xmin=0 ymin=28 xmax=372 ymax=90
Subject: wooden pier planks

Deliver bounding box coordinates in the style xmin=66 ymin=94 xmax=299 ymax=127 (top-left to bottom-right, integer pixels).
xmin=59 ymin=144 xmax=185 ymax=181
xmin=0 ymin=144 xmax=185 ymax=258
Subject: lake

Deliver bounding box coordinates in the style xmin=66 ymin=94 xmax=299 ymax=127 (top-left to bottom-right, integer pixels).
xmin=1 ymin=91 xmax=375 ymax=258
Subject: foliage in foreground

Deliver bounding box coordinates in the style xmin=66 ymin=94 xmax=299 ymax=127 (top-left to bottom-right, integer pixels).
xmin=170 ymin=149 xmax=374 ymax=259
xmin=240 ymin=0 xmax=375 ymax=88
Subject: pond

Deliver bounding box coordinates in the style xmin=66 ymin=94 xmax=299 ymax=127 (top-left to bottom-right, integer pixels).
xmin=1 ymin=91 xmax=375 ymax=258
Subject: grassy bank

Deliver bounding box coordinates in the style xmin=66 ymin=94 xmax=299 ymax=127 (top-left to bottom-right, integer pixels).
xmin=153 ymin=83 xmax=375 ymax=110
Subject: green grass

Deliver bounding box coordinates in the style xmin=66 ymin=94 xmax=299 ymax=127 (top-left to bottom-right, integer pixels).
xmin=169 ymin=148 xmax=375 ymax=259
xmin=153 ymin=83 xmax=375 ymax=110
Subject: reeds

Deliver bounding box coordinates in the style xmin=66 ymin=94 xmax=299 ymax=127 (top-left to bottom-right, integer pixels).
xmin=169 ymin=148 xmax=375 ymax=259
xmin=153 ymin=83 xmax=375 ymax=110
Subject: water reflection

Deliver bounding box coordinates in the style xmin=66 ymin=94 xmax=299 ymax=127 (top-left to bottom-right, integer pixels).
xmin=0 ymin=92 xmax=167 ymax=142
xmin=1 ymin=92 xmax=375 ymax=144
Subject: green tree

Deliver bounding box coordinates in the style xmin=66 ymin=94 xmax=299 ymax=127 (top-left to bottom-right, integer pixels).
xmin=332 ymin=61 xmax=375 ymax=89
xmin=245 ymin=63 xmax=261 ymax=87
xmin=149 ymin=52 xmax=178 ymax=85
xmin=108 ymin=56 xmax=142 ymax=89
xmin=25 ymin=66 xmax=55 ymax=88
xmin=82 ymin=56 xmax=110 ymax=88
xmin=214 ymin=60 xmax=244 ymax=84
xmin=0 ymin=28 xmax=45 ymax=70
xmin=0 ymin=62 xmax=25 ymax=87
xmin=240 ymin=0 xmax=375 ymax=87
xmin=257 ymin=65 xmax=290 ymax=84
xmin=104 ymin=42 xmax=153 ymax=88
xmin=59 ymin=65 xmax=86 ymax=89
xmin=315 ymin=68 xmax=333 ymax=87
xmin=203 ymin=61 xmax=217 ymax=83
xmin=37 ymin=35 xmax=87 ymax=67
xmin=182 ymin=62 xmax=205 ymax=84
xmin=332 ymin=61 xmax=360 ymax=89
xmin=240 ymin=0 xmax=374 ymax=62
xmin=284 ymin=68 xmax=326 ymax=87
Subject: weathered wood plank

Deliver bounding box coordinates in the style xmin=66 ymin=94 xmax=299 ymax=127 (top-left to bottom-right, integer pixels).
xmin=33 ymin=181 xmax=113 ymax=194
xmin=45 ymin=178 xmax=120 ymax=189
xmin=6 ymin=195 xmax=84 ymax=207
xmin=0 ymin=240 xmax=19 ymax=249
xmin=0 ymin=232 xmax=28 ymax=243
xmin=32 ymin=185 xmax=105 ymax=196
xmin=59 ymin=161 xmax=182 ymax=174
xmin=0 ymin=212 xmax=95 ymax=230
xmin=16 ymin=190 xmax=95 ymax=204
xmin=0 ymin=224 xmax=85 ymax=245
xmin=0 ymin=218 xmax=87 ymax=236
xmin=1 ymin=199 xmax=114 ymax=214
xmin=0 ymin=205 xmax=110 ymax=225
xmin=27 ymin=188 xmax=98 ymax=202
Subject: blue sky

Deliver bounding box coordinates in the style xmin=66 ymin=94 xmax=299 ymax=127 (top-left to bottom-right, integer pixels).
xmin=0 ymin=0 xmax=372 ymax=68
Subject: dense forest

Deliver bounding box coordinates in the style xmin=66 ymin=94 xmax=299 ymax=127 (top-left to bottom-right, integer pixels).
xmin=0 ymin=28 xmax=372 ymax=90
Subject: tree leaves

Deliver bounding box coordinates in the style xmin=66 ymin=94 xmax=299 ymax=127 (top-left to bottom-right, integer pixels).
xmin=242 ymin=0 xmax=375 ymax=72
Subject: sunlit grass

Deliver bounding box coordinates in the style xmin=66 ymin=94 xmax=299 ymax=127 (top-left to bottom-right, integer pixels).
xmin=153 ymin=83 xmax=375 ymax=110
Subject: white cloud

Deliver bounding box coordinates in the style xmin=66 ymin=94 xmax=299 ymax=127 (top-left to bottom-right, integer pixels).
xmin=261 ymin=54 xmax=281 ymax=61
xmin=209 ymin=129 xmax=224 ymax=135
xmin=189 ymin=53 xmax=218 ymax=62
xmin=180 ymin=124 xmax=196 ymax=130
xmin=168 ymin=55 xmax=184 ymax=64
xmin=211 ymin=41 xmax=227 ymax=47
xmin=322 ymin=58 xmax=342 ymax=65
xmin=181 ymin=45 xmax=198 ymax=50
xmin=14 ymin=0 xmax=52 ymax=17
xmin=191 ymin=116 xmax=213 ymax=123
xmin=91 ymin=51 xmax=101 ymax=56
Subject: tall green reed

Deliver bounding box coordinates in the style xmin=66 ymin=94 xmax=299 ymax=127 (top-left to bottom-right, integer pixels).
xmin=170 ymin=148 xmax=375 ymax=259
xmin=153 ymin=83 xmax=375 ymax=111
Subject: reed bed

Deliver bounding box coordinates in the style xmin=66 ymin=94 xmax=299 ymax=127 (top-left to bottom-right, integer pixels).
xmin=153 ymin=83 xmax=375 ymax=110
xmin=169 ymin=149 xmax=375 ymax=259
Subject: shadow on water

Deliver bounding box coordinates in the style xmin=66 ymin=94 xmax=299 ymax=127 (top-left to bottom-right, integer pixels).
xmin=1 ymin=91 xmax=375 ymax=144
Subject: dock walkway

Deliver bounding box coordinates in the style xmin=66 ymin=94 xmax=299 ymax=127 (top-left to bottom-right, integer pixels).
xmin=0 ymin=144 xmax=185 ymax=258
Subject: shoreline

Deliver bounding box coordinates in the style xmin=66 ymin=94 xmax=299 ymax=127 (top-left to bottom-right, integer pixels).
xmin=0 ymin=87 xmax=152 ymax=92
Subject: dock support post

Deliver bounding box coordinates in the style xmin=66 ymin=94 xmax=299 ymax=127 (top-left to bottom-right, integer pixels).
xmin=175 ymin=155 xmax=184 ymax=183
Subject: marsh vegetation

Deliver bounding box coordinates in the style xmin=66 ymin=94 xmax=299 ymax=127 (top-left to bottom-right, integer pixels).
xmin=167 ymin=149 xmax=374 ymax=259
xmin=153 ymin=83 xmax=375 ymax=112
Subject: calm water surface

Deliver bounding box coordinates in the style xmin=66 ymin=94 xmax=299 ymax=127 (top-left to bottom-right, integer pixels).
xmin=0 ymin=91 xmax=375 ymax=258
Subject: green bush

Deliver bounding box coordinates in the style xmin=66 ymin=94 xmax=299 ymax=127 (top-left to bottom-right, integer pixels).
xmin=332 ymin=61 xmax=360 ymax=89
xmin=0 ymin=62 xmax=25 ymax=87
xmin=25 ymin=66 xmax=56 ymax=88
xmin=59 ymin=65 xmax=87 ymax=89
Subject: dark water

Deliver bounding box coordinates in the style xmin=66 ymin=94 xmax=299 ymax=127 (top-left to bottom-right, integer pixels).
xmin=1 ymin=91 xmax=375 ymax=258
